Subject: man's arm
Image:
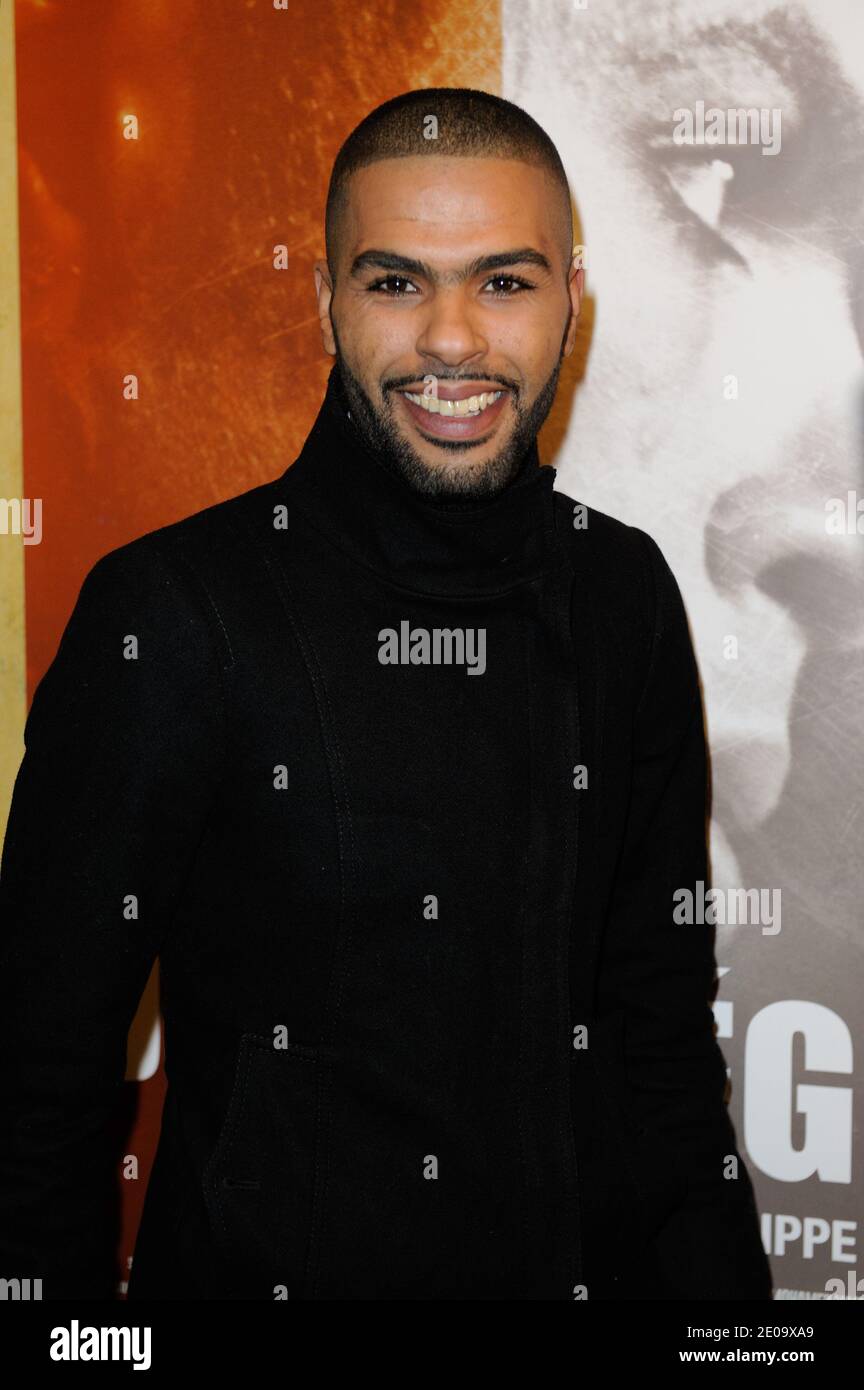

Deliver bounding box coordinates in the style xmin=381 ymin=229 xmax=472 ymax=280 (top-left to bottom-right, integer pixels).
xmin=593 ymin=530 xmax=772 ymax=1299
xmin=0 ymin=543 xmax=227 ymax=1298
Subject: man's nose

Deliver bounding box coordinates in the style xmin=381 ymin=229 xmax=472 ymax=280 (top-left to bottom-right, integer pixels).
xmin=414 ymin=287 xmax=489 ymax=367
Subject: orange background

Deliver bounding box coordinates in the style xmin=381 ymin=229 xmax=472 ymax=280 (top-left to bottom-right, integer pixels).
xmin=10 ymin=0 xmax=501 ymax=1295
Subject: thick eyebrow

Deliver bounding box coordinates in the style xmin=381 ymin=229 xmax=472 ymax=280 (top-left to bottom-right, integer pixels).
xmin=349 ymin=247 xmax=553 ymax=283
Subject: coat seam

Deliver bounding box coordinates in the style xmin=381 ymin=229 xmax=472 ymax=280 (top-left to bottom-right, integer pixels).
xmin=231 ymin=504 xmax=359 ymax=1301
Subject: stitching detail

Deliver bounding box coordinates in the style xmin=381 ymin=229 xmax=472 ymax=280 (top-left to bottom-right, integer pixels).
xmin=203 ymin=1032 xmax=322 ymax=1243
xmin=152 ymin=539 xmax=235 ymax=671
xmin=232 ymin=503 xmax=359 ymax=1301
xmin=633 ymin=529 xmax=663 ymax=721
xmin=203 ymin=1032 xmax=262 ymax=1242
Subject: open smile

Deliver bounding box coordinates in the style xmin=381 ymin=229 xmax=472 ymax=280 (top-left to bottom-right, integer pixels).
xmin=396 ymin=385 xmax=510 ymax=441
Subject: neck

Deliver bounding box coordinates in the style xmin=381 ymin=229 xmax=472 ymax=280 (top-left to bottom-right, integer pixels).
xmin=275 ymin=362 xmax=565 ymax=599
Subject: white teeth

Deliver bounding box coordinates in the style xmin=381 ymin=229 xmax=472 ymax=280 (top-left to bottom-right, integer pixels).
xmin=402 ymin=389 xmax=503 ymax=417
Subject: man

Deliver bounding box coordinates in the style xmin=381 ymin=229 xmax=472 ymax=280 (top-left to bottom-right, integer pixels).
xmin=0 ymin=87 xmax=771 ymax=1300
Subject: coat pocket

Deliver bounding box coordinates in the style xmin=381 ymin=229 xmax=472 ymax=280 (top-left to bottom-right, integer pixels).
xmin=579 ymin=1011 xmax=689 ymax=1246
xmin=202 ymin=1032 xmax=324 ymax=1299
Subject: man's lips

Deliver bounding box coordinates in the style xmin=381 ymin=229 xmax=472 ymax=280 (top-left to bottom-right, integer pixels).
xmin=397 ymin=381 xmax=507 ymax=401
xmin=394 ymin=384 xmax=511 ymax=440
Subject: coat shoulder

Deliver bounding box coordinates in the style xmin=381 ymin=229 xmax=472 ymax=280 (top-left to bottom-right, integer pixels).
xmin=92 ymin=476 xmax=277 ymax=579
xmin=551 ymin=483 xmax=673 ymax=626
xmin=551 ymin=483 xmax=698 ymax=714
xmin=71 ymin=477 xmax=284 ymax=681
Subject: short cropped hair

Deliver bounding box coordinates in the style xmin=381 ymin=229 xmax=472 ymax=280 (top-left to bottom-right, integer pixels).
xmin=324 ymin=87 xmax=573 ymax=278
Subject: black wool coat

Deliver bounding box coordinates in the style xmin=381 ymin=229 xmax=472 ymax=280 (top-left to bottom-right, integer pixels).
xmin=0 ymin=363 xmax=772 ymax=1300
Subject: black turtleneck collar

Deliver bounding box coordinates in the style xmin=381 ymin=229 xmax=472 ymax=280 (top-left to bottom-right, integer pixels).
xmin=275 ymin=362 xmax=564 ymax=598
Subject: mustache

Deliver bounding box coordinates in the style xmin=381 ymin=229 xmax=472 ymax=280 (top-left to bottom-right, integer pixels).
xmin=385 ymin=375 xmax=516 ymax=394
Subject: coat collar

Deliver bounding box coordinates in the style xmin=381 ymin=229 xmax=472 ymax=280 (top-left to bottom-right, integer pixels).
xmin=278 ymin=362 xmax=564 ymax=598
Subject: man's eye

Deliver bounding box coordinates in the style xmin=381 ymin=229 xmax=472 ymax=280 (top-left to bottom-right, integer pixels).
xmin=367 ymin=276 xmax=419 ymax=296
xmin=366 ymin=274 xmax=536 ymax=297
xmin=483 ymin=275 xmax=535 ymax=296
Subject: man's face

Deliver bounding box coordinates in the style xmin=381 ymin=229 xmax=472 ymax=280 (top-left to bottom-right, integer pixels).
xmin=314 ymin=155 xmax=582 ymax=499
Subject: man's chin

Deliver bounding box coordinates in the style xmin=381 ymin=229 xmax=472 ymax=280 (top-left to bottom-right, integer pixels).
xmin=390 ymin=440 xmax=525 ymax=501
xmin=332 ymin=351 xmax=540 ymax=501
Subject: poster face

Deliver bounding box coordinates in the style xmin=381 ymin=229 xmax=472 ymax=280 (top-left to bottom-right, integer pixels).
xmin=508 ymin=0 xmax=864 ymax=1297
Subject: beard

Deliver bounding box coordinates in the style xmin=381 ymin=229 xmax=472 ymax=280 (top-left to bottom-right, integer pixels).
xmin=329 ymin=322 xmax=567 ymax=504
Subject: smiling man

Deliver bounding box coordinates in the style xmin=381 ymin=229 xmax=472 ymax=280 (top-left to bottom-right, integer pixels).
xmin=316 ymin=125 xmax=578 ymax=500
xmin=0 ymin=87 xmax=771 ymax=1301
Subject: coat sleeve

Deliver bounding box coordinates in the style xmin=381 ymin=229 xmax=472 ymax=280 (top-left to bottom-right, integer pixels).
xmin=591 ymin=530 xmax=772 ymax=1300
xmin=0 ymin=543 xmax=227 ymax=1298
